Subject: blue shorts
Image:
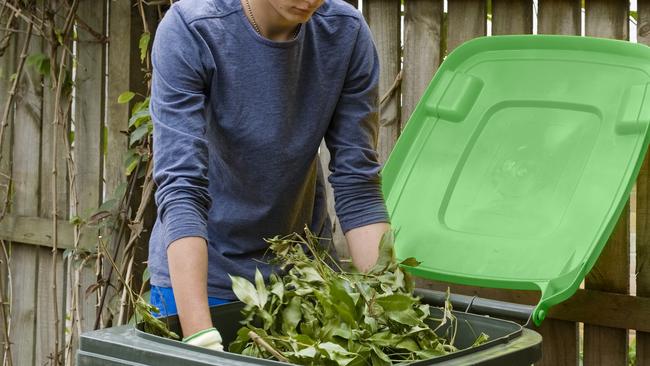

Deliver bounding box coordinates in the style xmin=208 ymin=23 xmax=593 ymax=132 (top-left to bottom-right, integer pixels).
xmin=149 ymin=285 xmax=232 ymax=317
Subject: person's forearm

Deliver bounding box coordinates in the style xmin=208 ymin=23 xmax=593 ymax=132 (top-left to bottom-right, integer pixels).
xmin=345 ymin=222 xmax=390 ymax=272
xmin=167 ymin=236 xmax=212 ymax=337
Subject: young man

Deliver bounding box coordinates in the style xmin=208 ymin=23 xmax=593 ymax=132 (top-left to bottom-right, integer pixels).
xmin=148 ymin=0 xmax=390 ymax=350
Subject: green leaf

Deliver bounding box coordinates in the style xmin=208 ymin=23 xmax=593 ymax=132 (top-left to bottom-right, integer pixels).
xmin=295 ymin=346 xmax=317 ymax=358
xmin=98 ymin=199 xmax=116 ymax=212
xmin=69 ymin=215 xmax=83 ymax=226
xmin=113 ymin=182 xmax=127 ymax=201
xmin=375 ymin=293 xmax=414 ymax=312
xmin=228 ymin=327 xmax=253 ymax=353
xmin=123 ymin=151 xmax=140 ymax=176
xmin=132 ymin=97 xmax=149 ymax=114
xmin=128 ymin=109 xmax=150 ymax=128
xmin=129 ymin=123 xmax=150 ymax=146
xmin=386 ymin=308 xmax=421 ymax=326
xmin=282 ymin=296 xmax=302 ymax=334
xmin=27 ymin=53 xmax=50 ymax=75
xmin=370 ymin=230 xmax=396 ymax=273
xmin=118 ymin=91 xmax=135 ymax=104
xmin=229 ymin=275 xmax=260 ymax=307
xmin=55 ymin=29 xmax=64 ymax=45
xmin=139 ymin=32 xmax=151 ymax=62
xmin=300 ymin=266 xmax=323 ymax=283
xmin=472 ymin=332 xmax=490 ymax=347
xmin=317 ymin=342 xmax=356 ymax=365
xmin=400 ymin=257 xmax=421 ymax=267
xmin=142 ymin=267 xmax=150 ymax=284
xmin=254 ymin=269 xmax=268 ymax=308
xmin=328 ymin=280 xmax=357 ymax=326
xmin=269 ymin=273 xmax=284 ymax=301
xmin=369 ymin=345 xmax=392 ymax=366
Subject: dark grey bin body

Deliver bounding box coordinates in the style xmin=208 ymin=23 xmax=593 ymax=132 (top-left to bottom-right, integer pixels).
xmin=78 ymin=300 xmax=542 ymax=365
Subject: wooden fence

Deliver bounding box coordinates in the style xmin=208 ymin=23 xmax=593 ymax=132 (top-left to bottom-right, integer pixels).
xmin=0 ymin=0 xmax=648 ymax=365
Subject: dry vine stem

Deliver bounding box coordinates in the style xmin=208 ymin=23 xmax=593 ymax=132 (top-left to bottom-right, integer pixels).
xmin=0 ymin=240 xmax=11 ymax=366
xmin=50 ymin=1 xmax=80 ymax=363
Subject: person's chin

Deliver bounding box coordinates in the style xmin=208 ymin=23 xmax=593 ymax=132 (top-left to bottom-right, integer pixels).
xmin=287 ymin=7 xmax=313 ymax=22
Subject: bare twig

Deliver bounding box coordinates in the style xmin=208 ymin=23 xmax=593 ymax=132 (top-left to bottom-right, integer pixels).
xmin=49 ymin=0 xmax=78 ymax=363
xmin=379 ymin=69 xmax=403 ymax=107
xmin=93 ymin=160 xmax=141 ymax=330
xmin=0 ymin=21 xmax=32 ymax=222
xmin=248 ymin=331 xmax=289 ymax=362
xmin=0 ymin=4 xmax=19 ymax=57
xmin=117 ymin=159 xmax=154 ymax=325
xmin=74 ymin=14 xmax=107 ymax=43
xmin=0 ymin=240 xmax=12 ymax=366
xmin=0 ymin=1 xmax=45 ymax=37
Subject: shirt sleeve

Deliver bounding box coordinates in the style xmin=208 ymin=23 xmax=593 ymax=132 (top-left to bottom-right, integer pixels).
xmin=324 ymin=17 xmax=390 ymax=233
xmin=150 ymin=6 xmax=212 ymax=249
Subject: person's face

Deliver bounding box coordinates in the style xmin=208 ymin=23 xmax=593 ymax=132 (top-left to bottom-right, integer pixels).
xmin=265 ymin=0 xmax=325 ymax=24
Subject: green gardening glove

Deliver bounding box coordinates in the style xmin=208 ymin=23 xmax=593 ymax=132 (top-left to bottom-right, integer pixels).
xmin=182 ymin=327 xmax=224 ymax=351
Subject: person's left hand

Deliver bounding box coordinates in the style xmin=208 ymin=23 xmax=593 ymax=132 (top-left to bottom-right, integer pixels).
xmin=182 ymin=327 xmax=224 ymax=351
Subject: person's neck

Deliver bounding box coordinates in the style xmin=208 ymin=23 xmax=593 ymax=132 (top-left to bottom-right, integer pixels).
xmin=242 ymin=0 xmax=300 ymax=41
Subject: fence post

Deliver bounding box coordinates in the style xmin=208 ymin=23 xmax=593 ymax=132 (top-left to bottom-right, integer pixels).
xmin=401 ymin=0 xmax=443 ymax=126
xmin=635 ymin=2 xmax=650 ymax=364
xmin=583 ymin=2 xmax=631 ymax=365
xmin=0 ymin=10 xmax=16 ymax=363
xmin=492 ymin=0 xmax=533 ymax=35
xmin=70 ymin=0 xmax=106 ymax=355
xmin=10 ymin=13 xmax=44 ymax=366
xmin=363 ymin=0 xmax=401 ymax=163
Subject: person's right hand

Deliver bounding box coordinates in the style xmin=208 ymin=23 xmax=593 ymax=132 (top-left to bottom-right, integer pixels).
xmin=182 ymin=327 xmax=224 ymax=351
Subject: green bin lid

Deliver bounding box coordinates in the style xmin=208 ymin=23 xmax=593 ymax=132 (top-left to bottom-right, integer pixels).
xmin=383 ymin=35 xmax=650 ymax=326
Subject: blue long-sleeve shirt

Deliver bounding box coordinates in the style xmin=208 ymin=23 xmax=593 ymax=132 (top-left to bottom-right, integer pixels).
xmin=148 ymin=0 xmax=389 ymax=299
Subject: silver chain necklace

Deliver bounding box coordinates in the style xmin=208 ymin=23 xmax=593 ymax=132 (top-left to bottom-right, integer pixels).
xmin=245 ymin=0 xmax=300 ymax=40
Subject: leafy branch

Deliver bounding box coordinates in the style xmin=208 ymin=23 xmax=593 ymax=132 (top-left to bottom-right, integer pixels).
xmin=227 ymin=228 xmax=486 ymax=365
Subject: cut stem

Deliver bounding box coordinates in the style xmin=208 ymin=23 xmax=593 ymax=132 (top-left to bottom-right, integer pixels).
xmin=248 ymin=330 xmax=289 ymax=363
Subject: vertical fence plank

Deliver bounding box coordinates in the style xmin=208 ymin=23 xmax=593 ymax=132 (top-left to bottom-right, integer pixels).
xmin=36 ymin=1 xmax=68 ymax=363
xmin=36 ymin=247 xmax=64 ymax=365
xmin=583 ymin=2 xmax=630 ymax=365
xmin=363 ymin=0 xmax=401 ymax=163
xmin=446 ymin=0 xmax=487 ymax=54
xmin=104 ymin=0 xmax=132 ymax=327
xmin=637 ymin=155 xmax=650 ymax=366
xmin=0 ymin=13 xmax=17 ymax=363
xmin=106 ymin=0 xmax=130 ymax=206
xmin=637 ymin=3 xmax=650 ymax=364
xmin=492 ymin=0 xmax=533 ymax=35
xmin=538 ymin=0 xmax=581 ymax=35
xmin=74 ymin=0 xmax=106 ymax=341
xmin=636 ymin=4 xmax=650 ymax=361
xmin=401 ymin=0 xmax=443 ymax=126
xmin=585 ymin=0 xmax=629 ymax=39
xmin=529 ymin=4 xmax=582 ymax=365
xmin=10 ymin=19 xmax=43 ymax=366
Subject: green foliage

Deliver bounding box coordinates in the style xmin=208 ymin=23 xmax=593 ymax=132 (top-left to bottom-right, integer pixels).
xmin=139 ymin=32 xmax=151 ymax=63
xmin=26 ymin=53 xmax=50 ymax=76
xmin=117 ymin=94 xmax=153 ymax=176
xmin=136 ymin=298 xmax=180 ymax=340
xmin=118 ymin=91 xmax=135 ymax=104
xmin=228 ymin=228 xmax=482 ymax=365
